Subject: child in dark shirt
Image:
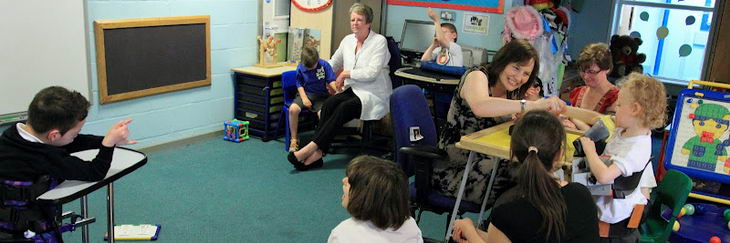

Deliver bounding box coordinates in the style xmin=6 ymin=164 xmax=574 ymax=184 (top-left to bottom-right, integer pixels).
xmin=0 ymin=86 xmax=135 ymax=242
xmin=452 ymin=110 xmax=599 ymax=243
xmin=288 ymin=46 xmax=336 ymax=151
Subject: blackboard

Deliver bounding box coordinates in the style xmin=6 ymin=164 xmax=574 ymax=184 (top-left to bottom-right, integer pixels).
xmin=94 ymin=16 xmax=211 ymax=104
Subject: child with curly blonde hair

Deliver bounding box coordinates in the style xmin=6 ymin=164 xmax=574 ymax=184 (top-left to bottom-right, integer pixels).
xmin=579 ymin=73 xmax=667 ymax=242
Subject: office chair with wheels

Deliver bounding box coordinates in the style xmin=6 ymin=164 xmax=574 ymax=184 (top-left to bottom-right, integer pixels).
xmin=639 ymin=169 xmax=692 ymax=243
xmin=390 ymin=85 xmax=481 ymax=234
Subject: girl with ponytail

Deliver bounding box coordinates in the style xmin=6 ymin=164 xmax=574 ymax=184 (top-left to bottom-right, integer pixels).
xmin=452 ymin=110 xmax=599 ymax=243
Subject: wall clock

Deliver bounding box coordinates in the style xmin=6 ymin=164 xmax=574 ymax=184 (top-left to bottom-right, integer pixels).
xmin=291 ymin=0 xmax=333 ymax=12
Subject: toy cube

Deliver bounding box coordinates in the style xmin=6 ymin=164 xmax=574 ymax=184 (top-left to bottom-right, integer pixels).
xmin=224 ymin=119 xmax=249 ymax=143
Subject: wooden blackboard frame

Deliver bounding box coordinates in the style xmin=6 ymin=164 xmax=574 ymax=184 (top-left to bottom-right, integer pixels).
xmin=94 ymin=16 xmax=211 ymax=104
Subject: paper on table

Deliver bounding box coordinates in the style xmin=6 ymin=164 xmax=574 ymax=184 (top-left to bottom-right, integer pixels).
xmin=113 ymin=224 xmax=158 ymax=237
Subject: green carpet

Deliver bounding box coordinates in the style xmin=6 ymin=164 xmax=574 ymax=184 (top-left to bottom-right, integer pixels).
xmin=61 ymin=136 xmax=460 ymax=242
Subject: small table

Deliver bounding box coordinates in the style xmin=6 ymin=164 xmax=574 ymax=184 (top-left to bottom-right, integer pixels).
xmin=444 ymin=121 xmax=583 ymax=240
xmin=394 ymin=67 xmax=460 ymax=93
xmin=37 ymin=147 xmax=147 ymax=243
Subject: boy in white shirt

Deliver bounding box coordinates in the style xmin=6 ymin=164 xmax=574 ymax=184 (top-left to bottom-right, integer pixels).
xmin=420 ymin=8 xmax=463 ymax=67
xmin=579 ymin=73 xmax=667 ymax=242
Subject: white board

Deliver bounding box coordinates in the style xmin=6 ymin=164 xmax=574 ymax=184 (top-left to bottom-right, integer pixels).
xmin=0 ymin=0 xmax=90 ymax=123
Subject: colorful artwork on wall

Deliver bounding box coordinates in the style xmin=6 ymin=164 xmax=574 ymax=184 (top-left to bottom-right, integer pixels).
xmin=387 ymin=0 xmax=503 ymax=14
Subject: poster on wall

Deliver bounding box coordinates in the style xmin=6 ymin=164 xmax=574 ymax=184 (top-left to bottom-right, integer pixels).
xmin=387 ymin=0 xmax=503 ymax=14
xmin=463 ymin=13 xmax=489 ymax=34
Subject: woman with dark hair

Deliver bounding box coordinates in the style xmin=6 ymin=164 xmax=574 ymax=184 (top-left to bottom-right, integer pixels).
xmin=452 ymin=110 xmax=599 ymax=243
xmin=433 ymin=39 xmax=566 ymax=206
xmin=328 ymin=156 xmax=422 ymax=243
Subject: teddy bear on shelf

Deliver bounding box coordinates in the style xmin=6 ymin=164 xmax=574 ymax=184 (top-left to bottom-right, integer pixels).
xmin=609 ymin=34 xmax=646 ymax=78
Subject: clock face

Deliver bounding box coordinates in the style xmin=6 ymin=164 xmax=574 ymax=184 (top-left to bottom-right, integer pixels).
xmin=291 ymin=0 xmax=333 ymax=12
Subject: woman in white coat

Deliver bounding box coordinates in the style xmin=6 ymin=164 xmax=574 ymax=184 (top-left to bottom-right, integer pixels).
xmin=287 ymin=3 xmax=392 ymax=170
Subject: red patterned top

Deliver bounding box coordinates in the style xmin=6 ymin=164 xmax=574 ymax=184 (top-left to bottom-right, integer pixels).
xmin=569 ymin=85 xmax=620 ymax=114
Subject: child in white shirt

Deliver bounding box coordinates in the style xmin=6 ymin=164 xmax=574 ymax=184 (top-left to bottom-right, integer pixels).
xmin=420 ymin=8 xmax=463 ymax=67
xmin=579 ymin=73 xmax=667 ymax=242
xmin=328 ymin=156 xmax=423 ymax=243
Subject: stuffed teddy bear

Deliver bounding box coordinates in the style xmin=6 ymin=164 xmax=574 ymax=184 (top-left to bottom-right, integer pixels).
xmin=609 ymin=34 xmax=646 ymax=78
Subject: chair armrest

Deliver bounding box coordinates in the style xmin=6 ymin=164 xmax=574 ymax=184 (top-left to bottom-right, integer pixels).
xmin=399 ymin=145 xmax=447 ymax=204
xmin=399 ymin=145 xmax=447 ymax=160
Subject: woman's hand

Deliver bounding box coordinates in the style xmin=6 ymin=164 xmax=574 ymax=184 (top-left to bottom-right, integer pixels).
xmin=335 ymin=71 xmax=349 ymax=92
xmin=534 ymin=96 xmax=566 ymax=114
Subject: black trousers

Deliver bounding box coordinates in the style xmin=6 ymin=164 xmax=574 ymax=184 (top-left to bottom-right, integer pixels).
xmin=312 ymin=88 xmax=362 ymax=152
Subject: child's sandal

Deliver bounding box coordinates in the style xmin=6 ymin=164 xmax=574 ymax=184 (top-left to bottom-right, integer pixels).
xmin=289 ymin=139 xmax=299 ymax=152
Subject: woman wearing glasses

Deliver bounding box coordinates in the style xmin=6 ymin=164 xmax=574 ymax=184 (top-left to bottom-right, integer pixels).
xmin=569 ymin=43 xmax=619 ymax=115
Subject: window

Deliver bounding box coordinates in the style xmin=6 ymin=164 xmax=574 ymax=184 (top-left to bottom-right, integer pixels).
xmin=274 ymin=0 xmax=290 ymax=19
xmin=611 ymin=0 xmax=717 ymax=83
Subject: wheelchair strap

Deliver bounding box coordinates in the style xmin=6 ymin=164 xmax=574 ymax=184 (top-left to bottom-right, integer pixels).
xmin=0 ymin=176 xmax=57 ymax=235
xmin=0 ymin=177 xmax=51 ymax=206
xmin=612 ymin=160 xmax=652 ymax=199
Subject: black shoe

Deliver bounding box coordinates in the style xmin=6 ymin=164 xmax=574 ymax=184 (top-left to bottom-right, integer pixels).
xmin=287 ymin=152 xmax=305 ymax=171
xmin=304 ymin=159 xmax=324 ymax=170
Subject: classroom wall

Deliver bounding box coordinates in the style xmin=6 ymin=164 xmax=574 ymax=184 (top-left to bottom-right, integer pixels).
xmin=80 ymin=0 xmax=259 ymax=148
xmin=385 ymin=0 xmax=514 ymax=52
xmin=566 ymin=1 xmax=615 ymax=59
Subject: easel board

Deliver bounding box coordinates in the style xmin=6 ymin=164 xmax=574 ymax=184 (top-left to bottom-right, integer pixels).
xmin=664 ymin=88 xmax=730 ymax=184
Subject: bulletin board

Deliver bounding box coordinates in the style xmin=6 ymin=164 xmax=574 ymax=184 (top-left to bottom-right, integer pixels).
xmin=94 ymin=16 xmax=211 ymax=104
xmin=664 ymin=88 xmax=730 ymax=184
xmin=387 ymin=0 xmax=503 ymax=14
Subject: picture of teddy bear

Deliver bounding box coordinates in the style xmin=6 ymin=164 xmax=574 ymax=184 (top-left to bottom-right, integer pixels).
xmin=609 ymin=34 xmax=646 ymax=78
xmin=258 ymin=34 xmax=281 ymax=64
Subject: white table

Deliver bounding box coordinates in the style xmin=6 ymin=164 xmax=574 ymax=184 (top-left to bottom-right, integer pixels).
xmin=37 ymin=147 xmax=147 ymax=243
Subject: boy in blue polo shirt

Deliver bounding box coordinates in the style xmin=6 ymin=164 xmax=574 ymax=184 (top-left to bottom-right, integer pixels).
xmin=289 ymin=46 xmax=336 ymax=151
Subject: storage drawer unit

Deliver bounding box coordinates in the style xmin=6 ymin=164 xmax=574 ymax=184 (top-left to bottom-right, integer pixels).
xmin=232 ymin=66 xmax=295 ymax=141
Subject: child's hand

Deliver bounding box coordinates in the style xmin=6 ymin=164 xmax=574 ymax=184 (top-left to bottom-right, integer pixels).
xmin=452 ymin=218 xmax=474 ymax=242
xmin=327 ymin=85 xmax=336 ymax=95
xmin=559 ymin=115 xmax=577 ymax=129
xmin=427 ymin=8 xmax=438 ymax=21
xmin=102 ymin=119 xmax=137 ymax=147
xmin=302 ymin=98 xmax=312 ymax=109
xmin=579 ymin=137 xmax=597 ymax=155
xmin=431 ymin=37 xmax=440 ymax=48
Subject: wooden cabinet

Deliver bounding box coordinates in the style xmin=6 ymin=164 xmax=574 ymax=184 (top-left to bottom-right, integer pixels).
xmin=231 ymin=66 xmax=295 ymax=141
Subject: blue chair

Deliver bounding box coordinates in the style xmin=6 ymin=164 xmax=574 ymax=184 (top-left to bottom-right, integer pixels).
xmin=385 ymin=36 xmax=403 ymax=89
xmin=275 ymin=70 xmax=318 ymax=151
xmin=390 ymin=85 xmax=481 ymax=234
